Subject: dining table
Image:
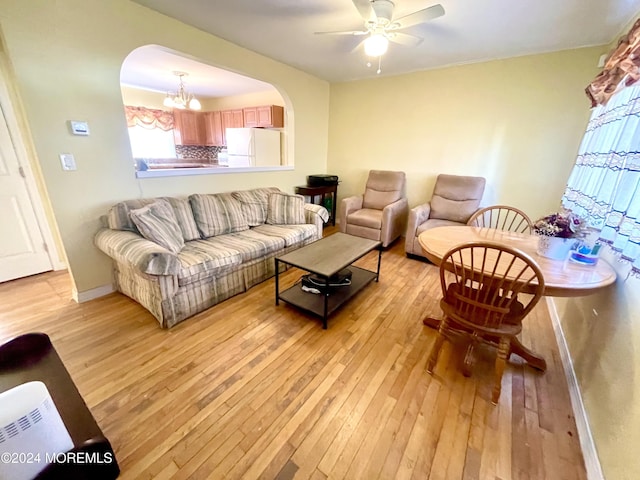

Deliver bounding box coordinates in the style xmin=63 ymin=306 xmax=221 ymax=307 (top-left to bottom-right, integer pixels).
xmin=418 ymin=225 xmax=617 ymax=371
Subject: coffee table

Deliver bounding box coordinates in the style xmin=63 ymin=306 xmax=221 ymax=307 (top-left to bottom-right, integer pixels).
xmin=275 ymin=233 xmax=382 ymax=329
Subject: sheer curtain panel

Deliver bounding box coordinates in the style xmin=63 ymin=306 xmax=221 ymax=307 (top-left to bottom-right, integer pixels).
xmin=562 ymin=84 xmax=640 ymax=275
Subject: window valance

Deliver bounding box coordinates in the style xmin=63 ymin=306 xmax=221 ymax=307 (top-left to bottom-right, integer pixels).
xmin=586 ymin=18 xmax=640 ymax=107
xmin=125 ymin=106 xmax=174 ymax=131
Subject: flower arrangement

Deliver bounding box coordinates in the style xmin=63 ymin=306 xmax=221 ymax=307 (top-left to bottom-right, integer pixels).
xmin=533 ymin=209 xmax=586 ymax=238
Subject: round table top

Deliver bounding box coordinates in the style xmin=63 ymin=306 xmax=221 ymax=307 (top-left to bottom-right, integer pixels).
xmin=418 ymin=226 xmax=617 ymax=297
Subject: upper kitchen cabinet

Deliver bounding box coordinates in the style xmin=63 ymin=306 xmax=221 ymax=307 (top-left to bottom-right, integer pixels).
xmin=173 ymin=109 xmax=204 ymax=145
xmin=203 ymin=111 xmax=224 ymax=146
xmin=222 ymin=109 xmax=244 ymax=130
xmin=243 ymin=105 xmax=284 ymax=128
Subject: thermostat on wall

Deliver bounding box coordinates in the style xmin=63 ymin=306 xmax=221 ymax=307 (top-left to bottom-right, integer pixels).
xmin=68 ymin=120 xmax=90 ymax=136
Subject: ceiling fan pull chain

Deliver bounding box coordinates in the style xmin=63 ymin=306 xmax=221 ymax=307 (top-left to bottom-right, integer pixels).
xmin=377 ymin=56 xmax=382 ymax=75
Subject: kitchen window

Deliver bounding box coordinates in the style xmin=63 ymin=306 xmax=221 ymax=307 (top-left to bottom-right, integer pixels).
xmin=124 ymin=106 xmax=176 ymax=160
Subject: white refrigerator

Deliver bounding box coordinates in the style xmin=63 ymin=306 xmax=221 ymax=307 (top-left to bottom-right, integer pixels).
xmin=225 ymin=128 xmax=281 ymax=167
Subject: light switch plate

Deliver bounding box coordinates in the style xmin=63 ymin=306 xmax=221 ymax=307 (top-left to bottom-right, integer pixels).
xmin=59 ymin=153 xmax=77 ymax=171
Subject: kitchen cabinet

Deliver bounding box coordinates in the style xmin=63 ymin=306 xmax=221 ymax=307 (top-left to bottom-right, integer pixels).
xmin=222 ymin=109 xmax=244 ymax=130
xmin=243 ymin=107 xmax=259 ymax=127
xmin=203 ymin=111 xmax=224 ymax=146
xmin=174 ymin=106 xmax=283 ymax=147
xmin=243 ymin=105 xmax=284 ymax=128
xmin=173 ymin=110 xmax=204 ymax=145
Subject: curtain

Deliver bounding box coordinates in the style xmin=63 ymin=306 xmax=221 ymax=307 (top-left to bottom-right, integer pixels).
xmin=124 ymin=106 xmax=174 ymax=131
xmin=585 ymin=18 xmax=640 ymax=107
xmin=562 ymin=84 xmax=640 ymax=275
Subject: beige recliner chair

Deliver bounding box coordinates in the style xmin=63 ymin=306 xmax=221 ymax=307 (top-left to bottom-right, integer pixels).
xmin=339 ymin=170 xmax=408 ymax=247
xmin=405 ymin=174 xmax=486 ymax=257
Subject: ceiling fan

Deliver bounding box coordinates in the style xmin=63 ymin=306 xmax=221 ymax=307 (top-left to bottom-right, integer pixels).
xmin=315 ymin=0 xmax=445 ymax=58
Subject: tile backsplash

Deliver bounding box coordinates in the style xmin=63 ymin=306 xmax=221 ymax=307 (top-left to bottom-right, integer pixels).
xmin=175 ymin=145 xmax=223 ymax=162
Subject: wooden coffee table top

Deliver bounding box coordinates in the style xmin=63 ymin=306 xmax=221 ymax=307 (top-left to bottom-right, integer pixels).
xmin=276 ymin=232 xmax=381 ymax=277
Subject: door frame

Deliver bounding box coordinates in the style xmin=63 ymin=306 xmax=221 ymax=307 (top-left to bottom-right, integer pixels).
xmin=0 ymin=57 xmax=65 ymax=274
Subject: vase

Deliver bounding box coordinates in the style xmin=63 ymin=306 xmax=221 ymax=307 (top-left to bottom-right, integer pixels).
xmin=536 ymin=236 xmax=576 ymax=260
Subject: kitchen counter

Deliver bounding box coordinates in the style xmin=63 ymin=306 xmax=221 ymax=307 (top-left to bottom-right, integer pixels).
xmin=136 ymin=164 xmax=293 ymax=178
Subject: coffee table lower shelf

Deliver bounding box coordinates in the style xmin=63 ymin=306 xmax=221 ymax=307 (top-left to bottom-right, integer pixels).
xmin=278 ymin=266 xmax=377 ymax=328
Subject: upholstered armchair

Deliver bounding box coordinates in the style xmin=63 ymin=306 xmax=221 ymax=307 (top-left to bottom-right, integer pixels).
xmin=405 ymin=174 xmax=486 ymax=257
xmin=339 ymin=170 xmax=408 ymax=247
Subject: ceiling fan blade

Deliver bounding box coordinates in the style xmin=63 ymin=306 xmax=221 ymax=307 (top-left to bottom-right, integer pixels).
xmin=351 ymin=37 xmax=367 ymax=54
xmin=315 ymin=30 xmax=369 ymax=36
xmin=393 ymin=3 xmax=445 ymax=29
xmin=352 ymin=0 xmax=374 ymax=22
xmin=387 ymin=32 xmax=423 ymax=47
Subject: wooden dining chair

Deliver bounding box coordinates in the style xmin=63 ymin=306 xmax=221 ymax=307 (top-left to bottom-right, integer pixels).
xmin=467 ymin=205 xmax=533 ymax=233
xmin=426 ymin=241 xmax=545 ymax=404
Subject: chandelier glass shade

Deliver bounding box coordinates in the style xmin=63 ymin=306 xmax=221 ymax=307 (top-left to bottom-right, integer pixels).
xmin=364 ymin=34 xmax=389 ymax=57
xmin=163 ymin=71 xmax=201 ymax=111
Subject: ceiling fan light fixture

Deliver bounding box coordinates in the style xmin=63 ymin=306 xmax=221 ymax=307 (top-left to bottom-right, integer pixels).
xmin=364 ymin=34 xmax=389 ymax=57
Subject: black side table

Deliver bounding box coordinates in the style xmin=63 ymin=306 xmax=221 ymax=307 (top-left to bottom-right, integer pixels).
xmin=0 ymin=333 xmax=120 ymax=479
xmin=295 ymin=184 xmax=337 ymax=226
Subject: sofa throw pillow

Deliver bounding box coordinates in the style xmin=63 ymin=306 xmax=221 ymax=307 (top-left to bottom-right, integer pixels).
xmin=189 ymin=193 xmax=249 ymax=238
xmin=129 ymin=199 xmax=185 ymax=254
xmin=266 ymin=192 xmax=305 ymax=225
xmin=107 ymin=198 xmax=157 ymax=232
xmin=160 ymin=197 xmax=201 ymax=241
xmin=231 ymin=187 xmax=281 ymax=226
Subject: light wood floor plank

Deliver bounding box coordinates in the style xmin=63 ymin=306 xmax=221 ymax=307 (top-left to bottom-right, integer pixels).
xmin=0 ymin=231 xmax=587 ymax=479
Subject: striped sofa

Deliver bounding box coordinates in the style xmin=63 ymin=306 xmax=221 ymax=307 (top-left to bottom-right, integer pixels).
xmin=95 ymin=187 xmax=328 ymax=328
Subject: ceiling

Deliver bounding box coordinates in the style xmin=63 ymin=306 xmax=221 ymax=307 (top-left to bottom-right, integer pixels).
xmin=132 ymin=0 xmax=640 ymax=84
xmin=120 ymin=46 xmax=277 ymax=98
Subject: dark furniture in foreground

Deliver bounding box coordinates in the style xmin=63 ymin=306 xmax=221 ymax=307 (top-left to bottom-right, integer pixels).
xmin=275 ymin=232 xmax=382 ymax=329
xmin=0 ymin=333 xmax=119 ymax=479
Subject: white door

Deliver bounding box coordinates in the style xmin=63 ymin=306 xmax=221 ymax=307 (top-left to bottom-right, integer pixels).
xmin=0 ymin=102 xmax=52 ymax=282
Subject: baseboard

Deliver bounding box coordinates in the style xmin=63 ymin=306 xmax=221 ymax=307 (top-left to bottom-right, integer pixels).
xmin=72 ymin=284 xmax=115 ymax=303
xmin=52 ymin=260 xmax=67 ymax=271
xmin=546 ymin=298 xmax=604 ymax=480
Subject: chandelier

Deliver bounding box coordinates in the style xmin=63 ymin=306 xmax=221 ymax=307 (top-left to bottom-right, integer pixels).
xmin=163 ymin=71 xmax=201 ymax=111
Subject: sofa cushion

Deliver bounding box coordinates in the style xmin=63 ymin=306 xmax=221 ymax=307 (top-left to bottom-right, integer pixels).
xmin=108 ymin=198 xmax=157 ymax=232
xmin=203 ymin=230 xmax=285 ymax=262
xmin=161 ymin=197 xmax=201 ymax=241
xmin=129 ymin=200 xmax=185 ymax=254
xmin=189 ymin=193 xmax=249 ymax=238
xmin=266 ymin=192 xmax=305 ymax=225
xmin=252 ymin=224 xmax=317 ymax=247
xmin=232 ymin=187 xmax=281 ymax=226
xmin=346 ymin=209 xmax=383 ymax=229
xmin=176 ymin=240 xmax=243 ymax=286
xmin=108 ymin=196 xmax=200 ymax=242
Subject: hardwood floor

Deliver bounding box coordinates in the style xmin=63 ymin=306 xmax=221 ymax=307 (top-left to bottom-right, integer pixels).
xmin=0 ymin=238 xmax=586 ymax=479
